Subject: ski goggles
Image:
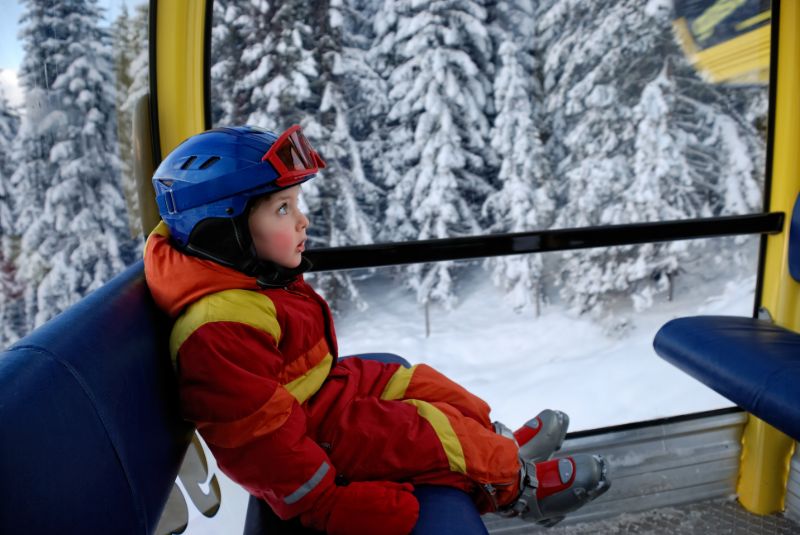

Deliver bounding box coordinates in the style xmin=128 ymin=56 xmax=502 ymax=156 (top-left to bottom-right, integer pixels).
xmin=262 ymin=125 xmax=326 ymax=187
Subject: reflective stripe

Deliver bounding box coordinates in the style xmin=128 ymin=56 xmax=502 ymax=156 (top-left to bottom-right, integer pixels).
xmin=380 ymin=364 xmax=417 ymax=400
xmin=284 ymin=353 xmax=333 ymax=404
xmin=284 ymin=462 xmax=331 ymax=505
xmin=404 ymin=400 xmax=467 ymax=475
xmin=170 ymin=289 xmax=281 ymax=365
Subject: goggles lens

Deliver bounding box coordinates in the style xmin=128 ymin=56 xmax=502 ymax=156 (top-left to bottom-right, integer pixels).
xmin=262 ymin=125 xmax=326 ymax=186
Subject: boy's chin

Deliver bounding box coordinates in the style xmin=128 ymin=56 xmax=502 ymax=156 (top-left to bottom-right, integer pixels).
xmin=274 ymin=255 xmax=303 ymax=270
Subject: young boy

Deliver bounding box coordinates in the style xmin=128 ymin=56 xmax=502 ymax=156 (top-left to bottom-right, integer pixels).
xmin=144 ymin=125 xmax=609 ymax=534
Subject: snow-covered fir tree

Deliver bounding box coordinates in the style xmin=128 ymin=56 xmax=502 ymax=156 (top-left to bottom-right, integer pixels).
xmin=113 ymin=3 xmax=145 ymax=240
xmin=243 ymin=1 xmax=318 ymax=128
xmin=335 ymin=0 xmax=389 ymax=196
xmin=121 ymin=3 xmax=149 ymax=117
xmin=210 ymin=0 xmax=257 ymax=126
xmin=199 ymin=0 xmax=767 ymax=323
xmin=541 ymin=0 xmax=673 ymax=320
xmin=483 ymin=0 xmax=554 ymax=314
xmin=0 ymin=92 xmax=22 ymax=347
xmin=13 ymin=0 xmax=135 ymax=331
xmin=299 ymin=0 xmax=384 ymax=309
xmin=208 ymin=0 xmax=383 ymax=309
xmin=11 ymin=0 xmax=60 ymax=244
xmin=368 ymin=0 xmax=409 ymax=236
xmin=376 ymin=0 xmax=496 ymax=308
xmin=120 ymin=2 xmax=150 ymax=239
xmin=339 ymin=0 xmax=388 ymax=142
xmin=224 ymin=0 xmax=320 ymax=220
xmin=11 ymin=0 xmax=62 ymax=334
xmin=536 ymin=0 xmax=763 ymax=322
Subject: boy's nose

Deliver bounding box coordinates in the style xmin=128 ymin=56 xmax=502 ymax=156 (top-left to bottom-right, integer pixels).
xmin=298 ymin=211 xmax=309 ymax=230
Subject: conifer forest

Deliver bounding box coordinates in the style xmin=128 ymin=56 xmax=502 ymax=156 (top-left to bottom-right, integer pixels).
xmin=0 ymin=0 xmax=767 ymax=348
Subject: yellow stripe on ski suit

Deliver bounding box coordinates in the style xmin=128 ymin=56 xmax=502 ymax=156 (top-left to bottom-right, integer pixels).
xmin=403 ymin=399 xmax=467 ymax=475
xmin=170 ymin=288 xmax=332 ymax=404
xmin=284 ymin=353 xmax=333 ymax=404
xmin=380 ymin=364 xmax=418 ymax=400
xmin=170 ymin=289 xmax=281 ymax=366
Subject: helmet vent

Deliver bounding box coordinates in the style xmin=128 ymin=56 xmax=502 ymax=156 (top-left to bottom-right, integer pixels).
xmin=199 ymin=156 xmax=221 ymax=169
xmin=180 ymin=156 xmax=197 ymax=170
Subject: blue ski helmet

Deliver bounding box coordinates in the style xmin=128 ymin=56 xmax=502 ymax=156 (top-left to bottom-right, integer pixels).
xmin=152 ymin=125 xmax=324 ymax=273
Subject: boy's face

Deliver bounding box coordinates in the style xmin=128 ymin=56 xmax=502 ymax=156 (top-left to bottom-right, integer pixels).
xmin=247 ymin=185 xmax=309 ymax=269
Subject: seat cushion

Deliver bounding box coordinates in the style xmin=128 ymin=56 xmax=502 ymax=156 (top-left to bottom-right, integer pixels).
xmin=654 ymin=315 xmax=800 ymax=441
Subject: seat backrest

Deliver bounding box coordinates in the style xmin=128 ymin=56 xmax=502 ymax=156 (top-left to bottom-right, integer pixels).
xmin=0 ymin=261 xmax=193 ymax=534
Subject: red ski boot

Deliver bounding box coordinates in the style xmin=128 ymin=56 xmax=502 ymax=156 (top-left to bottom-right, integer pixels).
xmin=501 ymin=455 xmax=610 ymax=527
xmin=495 ymin=409 xmax=569 ymax=462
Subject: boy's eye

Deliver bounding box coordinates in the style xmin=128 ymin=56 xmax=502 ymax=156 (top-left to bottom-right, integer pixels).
xmin=278 ymin=203 xmax=288 ymax=215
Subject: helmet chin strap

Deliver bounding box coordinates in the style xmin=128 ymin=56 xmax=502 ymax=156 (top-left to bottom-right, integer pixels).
xmin=254 ymin=256 xmax=314 ymax=289
xmin=180 ymin=216 xmax=312 ymax=288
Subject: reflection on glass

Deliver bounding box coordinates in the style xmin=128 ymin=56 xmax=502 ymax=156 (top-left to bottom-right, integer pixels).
xmin=334 ymin=237 xmax=758 ymax=432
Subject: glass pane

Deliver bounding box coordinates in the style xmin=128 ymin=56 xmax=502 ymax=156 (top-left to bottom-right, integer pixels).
xmin=209 ymin=0 xmax=770 ymax=243
xmin=209 ymin=0 xmax=771 ymax=315
xmin=332 ymin=236 xmax=757 ymax=432
xmin=1 ymin=1 xmax=148 ymax=347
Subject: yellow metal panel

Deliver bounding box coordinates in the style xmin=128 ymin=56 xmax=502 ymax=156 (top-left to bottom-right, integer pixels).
xmin=692 ymin=24 xmax=771 ymax=83
xmin=738 ymin=0 xmax=800 ymax=515
xmin=736 ymin=10 xmax=772 ymax=32
xmin=674 ymin=18 xmax=700 ymax=56
xmin=155 ymin=0 xmax=208 ymax=159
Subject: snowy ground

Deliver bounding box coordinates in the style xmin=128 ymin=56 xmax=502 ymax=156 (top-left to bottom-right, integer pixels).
xmin=183 ymin=258 xmax=756 ymax=534
xmin=336 ymin=266 xmax=750 ymax=432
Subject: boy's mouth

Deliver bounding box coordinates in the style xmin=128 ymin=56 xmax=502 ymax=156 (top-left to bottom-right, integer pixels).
xmin=297 ymin=240 xmax=306 ymax=252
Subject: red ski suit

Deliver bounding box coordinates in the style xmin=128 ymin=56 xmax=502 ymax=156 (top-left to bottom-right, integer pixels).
xmin=144 ymin=222 xmax=521 ymax=520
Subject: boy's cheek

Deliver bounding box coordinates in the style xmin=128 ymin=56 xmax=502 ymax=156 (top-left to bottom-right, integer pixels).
xmin=271 ymin=231 xmax=296 ymax=250
xmin=257 ymin=230 xmax=296 ymax=259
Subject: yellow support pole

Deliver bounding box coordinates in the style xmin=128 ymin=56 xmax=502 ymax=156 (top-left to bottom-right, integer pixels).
xmin=739 ymin=416 xmax=795 ymax=513
xmin=149 ymin=2 xmax=223 ymax=524
xmin=154 ymin=0 xmax=208 ymax=158
xmin=738 ymin=0 xmax=800 ymax=515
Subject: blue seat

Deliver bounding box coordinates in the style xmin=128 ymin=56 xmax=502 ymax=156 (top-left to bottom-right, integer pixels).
xmin=654 ymin=315 xmax=800 ymax=441
xmin=0 ymin=262 xmax=487 ymax=534
xmin=243 ymin=483 xmax=488 ymax=535
xmin=0 ymin=261 xmax=192 ymax=533
xmin=653 ymin=195 xmax=800 ymax=442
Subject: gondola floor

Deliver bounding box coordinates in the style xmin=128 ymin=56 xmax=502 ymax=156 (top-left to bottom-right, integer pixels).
xmin=483 ymin=498 xmax=800 ymax=534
